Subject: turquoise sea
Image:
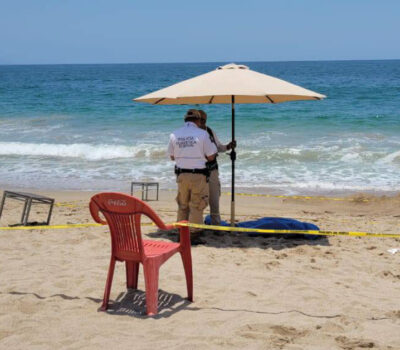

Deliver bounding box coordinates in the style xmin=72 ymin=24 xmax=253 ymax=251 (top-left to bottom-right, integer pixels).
xmin=0 ymin=60 xmax=399 ymax=195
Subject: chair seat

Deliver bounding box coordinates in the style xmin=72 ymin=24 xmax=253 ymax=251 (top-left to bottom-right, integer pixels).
xmin=143 ymin=240 xmax=180 ymax=257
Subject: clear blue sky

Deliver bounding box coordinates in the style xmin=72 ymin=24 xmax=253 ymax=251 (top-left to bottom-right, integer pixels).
xmin=1 ymin=0 xmax=399 ymax=64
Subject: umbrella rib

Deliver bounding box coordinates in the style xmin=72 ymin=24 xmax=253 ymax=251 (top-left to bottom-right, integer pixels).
xmin=154 ymin=98 xmax=165 ymax=105
xmin=208 ymin=96 xmax=214 ymax=104
xmin=265 ymin=95 xmax=275 ymax=104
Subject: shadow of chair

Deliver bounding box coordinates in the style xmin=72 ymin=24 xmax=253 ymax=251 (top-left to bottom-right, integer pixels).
xmin=105 ymin=289 xmax=192 ymax=318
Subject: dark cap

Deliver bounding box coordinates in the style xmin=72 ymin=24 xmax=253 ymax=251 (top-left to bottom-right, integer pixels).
xmin=184 ymin=109 xmax=201 ymax=121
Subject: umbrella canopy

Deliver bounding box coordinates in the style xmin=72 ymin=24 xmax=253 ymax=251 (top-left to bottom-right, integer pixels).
xmin=134 ymin=63 xmax=326 ymax=105
xmin=134 ymin=63 xmax=326 ymax=225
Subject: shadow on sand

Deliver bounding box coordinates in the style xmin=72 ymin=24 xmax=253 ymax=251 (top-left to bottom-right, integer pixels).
xmin=4 ymin=290 xmax=192 ymax=319
xmin=104 ymin=289 xmax=191 ymax=318
xmin=148 ymin=228 xmax=330 ymax=250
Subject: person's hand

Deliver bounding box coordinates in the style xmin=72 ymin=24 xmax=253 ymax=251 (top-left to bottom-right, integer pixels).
xmin=226 ymin=140 xmax=237 ymax=150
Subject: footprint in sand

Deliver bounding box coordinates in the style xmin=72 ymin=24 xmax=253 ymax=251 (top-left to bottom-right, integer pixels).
xmin=264 ymin=261 xmax=280 ymax=270
xmin=316 ymin=321 xmax=344 ymax=333
xmin=270 ymin=325 xmax=308 ymax=348
xmin=275 ymin=253 xmax=288 ymax=260
xmin=270 ymin=325 xmax=307 ymax=337
xmin=385 ymin=310 xmax=400 ymax=319
xmin=238 ymin=323 xmax=307 ymax=347
xmin=379 ymin=270 xmax=400 ymax=280
xmin=335 ymin=335 xmax=375 ymax=349
xmin=238 ymin=323 xmax=271 ymax=341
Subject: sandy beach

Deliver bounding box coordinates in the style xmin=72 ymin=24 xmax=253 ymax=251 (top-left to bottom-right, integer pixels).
xmin=0 ymin=188 xmax=399 ymax=349
xmin=2 ymin=0 xmax=400 ymax=348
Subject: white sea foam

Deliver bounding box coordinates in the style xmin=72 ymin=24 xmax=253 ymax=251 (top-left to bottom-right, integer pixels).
xmin=0 ymin=142 xmax=167 ymax=161
xmin=377 ymin=150 xmax=400 ymax=164
xmin=1 ymin=134 xmax=399 ymax=195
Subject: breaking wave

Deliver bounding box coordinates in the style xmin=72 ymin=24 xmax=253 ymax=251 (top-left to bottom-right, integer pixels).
xmin=0 ymin=142 xmax=167 ymax=161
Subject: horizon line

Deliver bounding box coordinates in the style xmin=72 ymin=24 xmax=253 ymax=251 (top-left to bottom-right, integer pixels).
xmin=1 ymin=58 xmax=399 ymax=67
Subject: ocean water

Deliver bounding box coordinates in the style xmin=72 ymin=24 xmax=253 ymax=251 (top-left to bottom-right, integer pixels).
xmin=0 ymin=60 xmax=399 ymax=195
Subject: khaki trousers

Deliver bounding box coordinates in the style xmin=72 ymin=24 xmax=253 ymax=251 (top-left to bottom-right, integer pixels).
xmin=176 ymin=173 xmax=209 ymax=227
xmin=208 ymin=169 xmax=221 ymax=225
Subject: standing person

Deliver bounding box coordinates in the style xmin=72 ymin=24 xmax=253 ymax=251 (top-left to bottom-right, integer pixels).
xmin=168 ymin=109 xmax=217 ymax=244
xmin=198 ymin=110 xmax=236 ymax=226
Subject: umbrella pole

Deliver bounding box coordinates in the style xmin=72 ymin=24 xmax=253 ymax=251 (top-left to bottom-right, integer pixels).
xmin=230 ymin=96 xmax=236 ymax=226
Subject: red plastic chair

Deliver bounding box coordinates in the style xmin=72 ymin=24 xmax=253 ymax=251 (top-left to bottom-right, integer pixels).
xmin=89 ymin=192 xmax=193 ymax=315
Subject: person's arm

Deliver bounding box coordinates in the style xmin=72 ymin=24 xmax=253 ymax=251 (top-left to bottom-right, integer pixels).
xmin=167 ymin=134 xmax=175 ymax=161
xmin=206 ymin=153 xmax=216 ymax=161
xmin=211 ymin=130 xmax=228 ymax=152
xmin=212 ymin=129 xmax=236 ymax=152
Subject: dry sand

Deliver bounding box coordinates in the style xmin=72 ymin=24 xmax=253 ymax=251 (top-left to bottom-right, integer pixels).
xmin=0 ymin=188 xmax=399 ymax=349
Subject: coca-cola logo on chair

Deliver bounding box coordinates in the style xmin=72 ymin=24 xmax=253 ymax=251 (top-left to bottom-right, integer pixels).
xmin=107 ymin=199 xmax=127 ymax=206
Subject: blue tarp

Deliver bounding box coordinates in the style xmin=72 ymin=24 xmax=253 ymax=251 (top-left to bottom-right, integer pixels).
xmin=204 ymin=215 xmax=320 ymax=240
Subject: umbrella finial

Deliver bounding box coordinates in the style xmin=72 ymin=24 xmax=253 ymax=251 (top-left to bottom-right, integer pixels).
xmin=217 ymin=63 xmax=249 ymax=70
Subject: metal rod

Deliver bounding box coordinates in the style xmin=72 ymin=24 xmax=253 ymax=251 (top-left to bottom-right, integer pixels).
xmin=230 ymin=95 xmax=236 ymax=226
xmin=46 ymin=200 xmax=54 ymax=225
xmin=21 ymin=197 xmax=29 ymax=225
xmin=0 ymin=192 xmax=6 ymax=220
xmin=23 ymin=198 xmax=32 ymax=226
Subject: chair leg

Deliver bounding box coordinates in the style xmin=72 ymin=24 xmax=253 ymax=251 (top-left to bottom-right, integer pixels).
xmin=180 ymin=249 xmax=193 ymax=302
xmin=101 ymin=257 xmax=116 ymax=311
xmin=126 ymin=262 xmax=139 ymax=289
xmin=143 ymin=260 xmax=160 ymax=316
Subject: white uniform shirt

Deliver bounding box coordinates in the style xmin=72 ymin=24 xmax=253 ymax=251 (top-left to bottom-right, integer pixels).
xmin=168 ymin=122 xmax=217 ymax=169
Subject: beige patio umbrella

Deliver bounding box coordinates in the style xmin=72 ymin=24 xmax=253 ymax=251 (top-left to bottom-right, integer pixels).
xmin=134 ymin=63 xmax=326 ymax=225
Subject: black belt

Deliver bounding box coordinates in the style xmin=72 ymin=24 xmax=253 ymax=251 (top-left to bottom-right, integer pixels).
xmin=175 ymin=166 xmax=210 ymax=177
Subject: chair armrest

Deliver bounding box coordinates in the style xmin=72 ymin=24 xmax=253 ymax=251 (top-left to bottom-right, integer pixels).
xmin=89 ymin=200 xmax=107 ymax=225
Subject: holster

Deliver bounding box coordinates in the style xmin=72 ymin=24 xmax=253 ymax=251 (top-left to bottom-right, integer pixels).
xmin=206 ymin=160 xmax=218 ymax=171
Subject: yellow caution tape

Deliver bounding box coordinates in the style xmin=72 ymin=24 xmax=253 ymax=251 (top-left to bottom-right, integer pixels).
xmin=55 ymin=203 xmax=77 ymax=208
xmin=0 ymin=223 xmax=102 ymax=230
xmin=166 ymin=188 xmax=370 ymax=202
xmin=54 ymin=201 xmax=79 ymax=208
xmin=1 ymin=221 xmax=398 ymax=238
xmin=223 ymin=192 xmax=369 ymax=202
xmin=0 ymin=222 xmax=155 ymax=230
xmin=172 ymin=222 xmax=400 ymax=238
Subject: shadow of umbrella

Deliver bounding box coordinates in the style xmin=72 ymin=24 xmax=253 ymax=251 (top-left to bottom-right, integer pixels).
xmin=148 ymin=228 xmax=330 ymax=250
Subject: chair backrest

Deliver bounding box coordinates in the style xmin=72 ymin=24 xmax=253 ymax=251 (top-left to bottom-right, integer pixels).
xmin=89 ymin=192 xmax=168 ymax=260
